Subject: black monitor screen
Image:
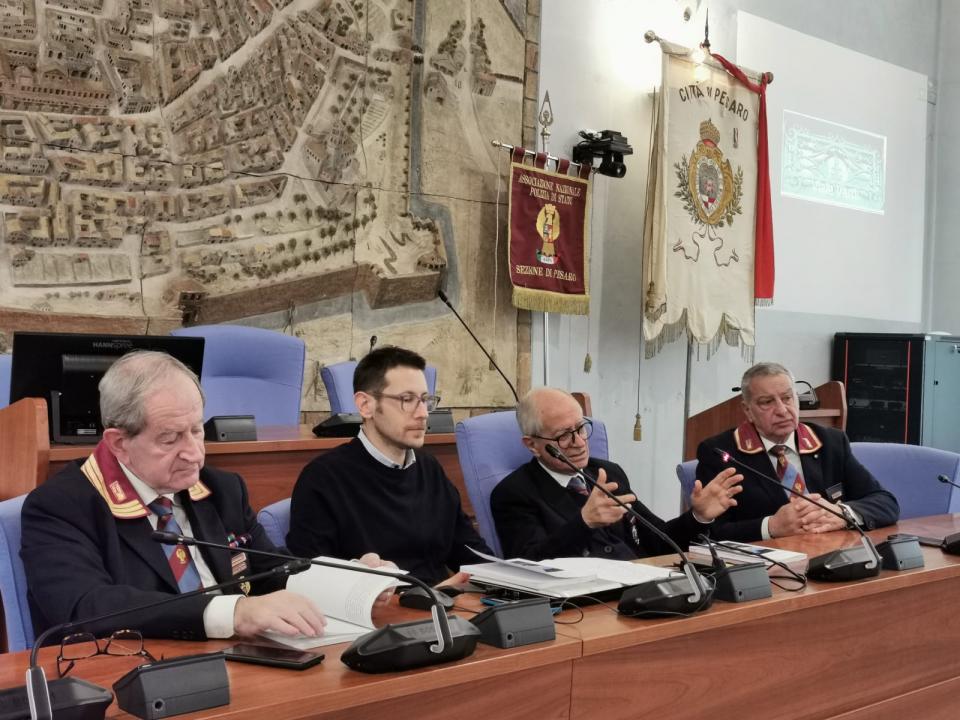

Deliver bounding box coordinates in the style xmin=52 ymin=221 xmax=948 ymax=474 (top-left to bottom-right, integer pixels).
xmin=10 ymin=331 xmax=205 ymax=444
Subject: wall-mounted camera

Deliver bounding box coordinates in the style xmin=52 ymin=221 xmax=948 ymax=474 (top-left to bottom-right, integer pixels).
xmin=572 ymin=130 xmax=633 ymax=178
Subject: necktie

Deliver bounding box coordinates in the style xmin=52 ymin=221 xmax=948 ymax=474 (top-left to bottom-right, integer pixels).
xmin=771 ymin=445 xmax=807 ymax=496
xmin=567 ymin=475 xmax=590 ymax=497
xmin=149 ymin=497 xmax=203 ymax=593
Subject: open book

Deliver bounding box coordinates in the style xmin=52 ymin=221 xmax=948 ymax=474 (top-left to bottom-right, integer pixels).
xmin=262 ymin=557 xmax=404 ymax=649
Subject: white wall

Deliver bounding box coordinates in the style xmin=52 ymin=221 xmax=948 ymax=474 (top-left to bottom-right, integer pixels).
xmin=537 ymin=0 xmax=941 ymax=518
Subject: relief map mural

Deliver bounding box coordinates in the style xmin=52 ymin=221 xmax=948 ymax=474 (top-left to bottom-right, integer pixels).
xmin=0 ymin=0 xmax=533 ymax=410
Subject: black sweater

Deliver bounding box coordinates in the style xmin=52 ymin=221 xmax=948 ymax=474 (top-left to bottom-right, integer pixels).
xmin=287 ymin=438 xmax=491 ymax=584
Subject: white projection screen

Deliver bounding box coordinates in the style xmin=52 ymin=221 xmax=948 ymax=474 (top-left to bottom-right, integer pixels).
xmin=737 ymin=12 xmax=927 ymax=322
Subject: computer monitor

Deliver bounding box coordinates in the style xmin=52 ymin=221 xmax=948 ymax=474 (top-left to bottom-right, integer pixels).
xmin=10 ymin=331 xmax=205 ymax=444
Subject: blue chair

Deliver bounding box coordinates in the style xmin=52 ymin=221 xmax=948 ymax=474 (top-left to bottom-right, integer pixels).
xmin=676 ymin=460 xmax=698 ymax=513
xmin=0 ymin=495 xmax=33 ymax=651
xmin=257 ymin=498 xmax=291 ymax=547
xmin=851 ymin=442 xmax=960 ymax=519
xmin=455 ymin=411 xmax=609 ymax=557
xmin=0 ymin=354 xmax=10 ymax=408
xmin=171 ymin=325 xmax=305 ymax=426
xmin=321 ymin=360 xmax=438 ymax=414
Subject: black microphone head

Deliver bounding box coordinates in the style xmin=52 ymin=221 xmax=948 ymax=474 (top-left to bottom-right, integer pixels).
xmin=938 ymin=474 xmax=951 ymax=484
xmin=151 ymin=530 xmax=185 ymax=545
xmin=437 ymin=289 xmax=449 ymax=303
xmin=545 ymin=444 xmax=562 ymax=459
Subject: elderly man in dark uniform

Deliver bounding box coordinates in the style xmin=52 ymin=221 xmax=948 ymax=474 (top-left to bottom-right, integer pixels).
xmin=696 ymin=362 xmax=899 ymax=542
xmin=22 ymin=350 xmax=327 ymax=641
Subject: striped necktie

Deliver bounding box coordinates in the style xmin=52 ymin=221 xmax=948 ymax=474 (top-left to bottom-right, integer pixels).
xmin=771 ymin=445 xmax=807 ymax=496
xmin=149 ymin=497 xmax=203 ymax=593
xmin=567 ymin=475 xmax=590 ymax=497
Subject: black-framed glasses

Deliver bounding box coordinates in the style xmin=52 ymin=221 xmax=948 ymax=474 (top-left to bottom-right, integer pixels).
xmin=372 ymin=392 xmax=441 ymax=413
xmin=531 ymin=419 xmax=593 ymax=448
xmin=57 ymin=629 xmax=157 ymax=678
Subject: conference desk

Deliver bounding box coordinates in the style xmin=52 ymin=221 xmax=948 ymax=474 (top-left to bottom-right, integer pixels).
xmin=47 ymin=427 xmax=466 ymax=515
xmin=5 ymin=516 xmax=960 ymax=719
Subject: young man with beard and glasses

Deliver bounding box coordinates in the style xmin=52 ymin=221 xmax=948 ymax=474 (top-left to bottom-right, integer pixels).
xmin=696 ymin=362 xmax=899 ymax=542
xmin=287 ymin=346 xmax=491 ymax=585
xmin=490 ymin=388 xmax=744 ymax=561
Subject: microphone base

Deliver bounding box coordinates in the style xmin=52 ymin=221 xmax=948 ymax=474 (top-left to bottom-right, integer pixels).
xmin=712 ymin=562 xmax=772 ymax=603
xmin=0 ymin=677 xmax=112 ymax=720
xmin=471 ymin=597 xmax=556 ymax=648
xmin=876 ymin=535 xmax=925 ymax=571
xmin=341 ymin=615 xmax=480 ymax=674
xmin=941 ymin=531 xmax=960 ymax=555
xmin=807 ymin=546 xmax=881 ymax=582
xmin=617 ymin=575 xmax=714 ymax=618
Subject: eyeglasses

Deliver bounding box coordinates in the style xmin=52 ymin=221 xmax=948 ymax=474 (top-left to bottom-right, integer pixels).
xmin=531 ymin=419 xmax=593 ymax=448
xmin=57 ymin=629 xmax=157 ymax=678
xmin=372 ymin=392 xmax=441 ymax=413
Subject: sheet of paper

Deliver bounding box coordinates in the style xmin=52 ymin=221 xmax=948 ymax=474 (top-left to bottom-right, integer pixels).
xmin=543 ymin=557 xmax=681 ymax=585
xmin=286 ymin=556 xmax=403 ymax=628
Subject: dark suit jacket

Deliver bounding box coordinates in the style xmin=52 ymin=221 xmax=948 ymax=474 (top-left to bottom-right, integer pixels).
xmin=490 ymin=457 xmax=708 ymax=561
xmin=696 ymin=422 xmax=900 ymax=542
xmin=21 ymin=461 xmax=286 ymax=641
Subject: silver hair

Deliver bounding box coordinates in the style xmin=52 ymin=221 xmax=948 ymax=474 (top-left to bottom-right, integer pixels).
xmin=740 ymin=362 xmax=795 ymax=402
xmin=99 ymin=350 xmax=205 ymax=434
xmin=516 ymin=387 xmax=577 ymax=436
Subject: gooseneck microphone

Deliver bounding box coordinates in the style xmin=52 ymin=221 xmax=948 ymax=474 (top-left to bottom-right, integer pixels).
xmin=437 ymin=289 xmax=519 ymax=402
xmin=25 ymin=559 xmax=305 ymax=720
xmin=152 ymin=532 xmax=480 ymax=673
xmin=938 ymin=473 xmax=960 ymax=491
xmin=712 ymin=448 xmax=884 ymax=581
xmin=544 ymin=445 xmax=713 ymax=617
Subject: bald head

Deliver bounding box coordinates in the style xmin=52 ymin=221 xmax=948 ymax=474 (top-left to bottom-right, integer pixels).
xmin=517 ymin=387 xmax=590 ymax=472
xmin=517 ymin=387 xmax=580 ymax=436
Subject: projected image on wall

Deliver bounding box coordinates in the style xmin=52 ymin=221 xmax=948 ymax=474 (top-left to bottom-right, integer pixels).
xmin=781 ymin=110 xmax=886 ymax=213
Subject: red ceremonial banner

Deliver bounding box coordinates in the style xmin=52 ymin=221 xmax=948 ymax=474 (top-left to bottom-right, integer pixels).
xmin=508 ymin=159 xmax=591 ymax=315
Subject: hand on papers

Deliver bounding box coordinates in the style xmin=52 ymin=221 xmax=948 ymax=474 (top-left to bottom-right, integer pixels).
xmin=436 ymin=570 xmax=471 ymax=590
xmin=357 ymin=552 xmax=398 ymax=607
xmin=690 ymin=467 xmax=743 ymax=521
xmin=233 ymin=590 xmax=326 ymax=638
xmin=581 ymin=468 xmax=637 ymax=529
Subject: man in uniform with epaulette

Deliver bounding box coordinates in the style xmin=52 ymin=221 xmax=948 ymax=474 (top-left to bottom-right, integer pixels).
xmin=696 ymin=362 xmax=899 ymax=542
xmin=22 ymin=350 xmax=327 ymax=641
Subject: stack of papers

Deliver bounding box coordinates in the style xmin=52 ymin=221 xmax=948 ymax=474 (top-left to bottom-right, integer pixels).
xmin=263 ymin=556 xmax=405 ymax=649
xmin=461 ymin=548 xmax=681 ymax=599
xmin=687 ymin=541 xmax=808 ymax=575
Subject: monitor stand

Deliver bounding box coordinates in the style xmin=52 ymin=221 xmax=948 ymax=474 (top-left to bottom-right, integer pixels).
xmin=50 ymin=391 xmax=101 ymax=445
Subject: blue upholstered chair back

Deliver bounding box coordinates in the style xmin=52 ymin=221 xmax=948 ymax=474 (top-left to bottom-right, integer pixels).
xmin=171 ymin=325 xmax=305 ymax=426
xmin=676 ymin=460 xmax=698 ymax=513
xmin=851 ymin=442 xmax=960 ymax=519
xmin=0 ymin=354 xmax=10 ymax=409
xmin=321 ymin=360 xmax=438 ymax=414
xmin=0 ymin=495 xmax=33 ymax=651
xmin=455 ymin=411 xmax=609 ymax=557
xmin=257 ymin=498 xmax=291 ymax=548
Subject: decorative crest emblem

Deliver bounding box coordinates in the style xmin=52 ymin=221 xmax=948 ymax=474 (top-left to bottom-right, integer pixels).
xmin=535 ymin=203 xmax=560 ymax=265
xmin=673 ymin=119 xmax=744 ymax=266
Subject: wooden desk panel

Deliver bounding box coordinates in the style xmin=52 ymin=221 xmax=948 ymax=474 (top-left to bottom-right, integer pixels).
xmin=0 ymin=607 xmax=580 ymax=720
xmin=563 ymin=518 xmax=960 ymax=720
xmin=48 ymin=427 xmax=470 ymax=516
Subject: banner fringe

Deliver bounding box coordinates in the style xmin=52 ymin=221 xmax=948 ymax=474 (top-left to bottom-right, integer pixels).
xmin=754 ymin=298 xmax=773 ymax=307
xmin=644 ymin=309 xmax=755 ymax=360
xmin=512 ymin=287 xmax=590 ymax=316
